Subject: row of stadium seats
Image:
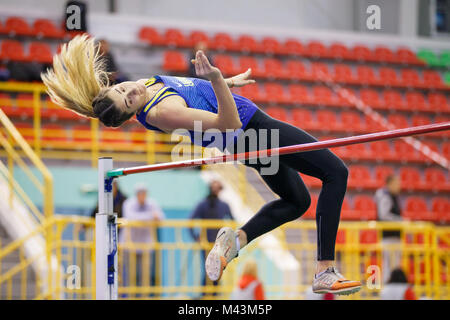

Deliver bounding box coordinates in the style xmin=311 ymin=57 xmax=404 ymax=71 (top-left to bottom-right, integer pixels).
xmin=164 ymin=51 xmax=449 ymax=90
xmin=303 ymin=194 xmax=449 ymax=223
xmin=0 ymin=39 xmax=53 ymax=63
xmin=0 ymin=16 xmax=73 ymax=39
xmin=139 ymin=26 xmax=432 ymax=66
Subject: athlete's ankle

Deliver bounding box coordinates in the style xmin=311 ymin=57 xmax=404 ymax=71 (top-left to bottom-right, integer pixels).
xmin=236 ymin=229 xmax=248 ymax=249
xmin=316 ymin=261 xmax=334 ymax=274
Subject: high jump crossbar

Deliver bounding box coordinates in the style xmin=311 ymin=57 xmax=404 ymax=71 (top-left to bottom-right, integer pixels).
xmin=96 ymin=121 xmax=449 ymax=299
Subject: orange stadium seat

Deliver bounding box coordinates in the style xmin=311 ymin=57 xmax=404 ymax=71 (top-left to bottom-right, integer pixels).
xmin=387 ymin=114 xmax=409 ymax=128
xmin=400 ymin=69 xmax=422 ymax=88
xmin=395 ymin=47 xmax=421 ymax=65
xmin=164 ymin=28 xmax=188 ymax=47
xmin=363 ymin=114 xmax=385 ymax=132
xmin=0 ymin=93 xmax=13 ymax=107
xmin=210 ymin=32 xmax=235 ymax=51
xmin=404 ymin=197 xmax=433 ymax=221
xmin=424 ymin=168 xmax=449 ymax=192
xmin=291 ymin=109 xmax=316 ymax=130
xmin=348 ymin=165 xmax=374 ymax=189
xmin=265 ymin=107 xmax=289 ymax=122
xmin=236 ymin=34 xmax=260 ymax=53
xmin=428 ymin=93 xmax=449 ymax=113
xmin=373 ymin=46 xmax=396 ymax=63
xmin=162 ymin=51 xmax=187 ymax=72
xmin=287 ymin=84 xmax=310 ymax=105
xmin=340 ymin=111 xmax=362 ymax=132
xmin=378 ymin=67 xmax=400 ymax=87
xmin=422 ymin=70 xmax=444 ymax=89
xmin=405 ymin=91 xmax=429 ymax=112
xmin=213 ymin=54 xmax=237 ymax=75
xmin=42 ymin=123 xmax=67 ymax=142
xmin=328 ymin=42 xmax=350 ymax=60
xmin=260 ymin=37 xmax=283 ymax=55
xmin=369 ymin=141 xmax=396 ymax=162
xmin=263 ymin=83 xmax=289 ymax=104
xmin=312 ymin=86 xmax=336 ymax=106
xmin=353 ymin=196 xmax=377 ymax=220
xmin=304 ymin=40 xmax=327 ymax=58
xmin=285 ymin=60 xmax=307 ymax=81
xmin=138 ymin=26 xmax=164 ymax=45
xmin=187 ymin=30 xmax=209 ymax=47
xmin=360 ymin=89 xmax=383 ymax=109
xmin=32 ymin=19 xmax=64 ymax=39
xmin=360 ymin=230 xmax=378 ymax=244
xmin=431 ymin=197 xmax=450 ymax=223
xmin=335 ymin=88 xmax=357 ymax=107
xmin=240 ymin=83 xmax=265 ymax=102
xmin=374 ymin=166 xmax=395 ymax=187
xmin=28 ymin=42 xmax=53 ymax=64
xmin=302 ymin=193 xmax=318 ymax=219
xmin=351 ymin=45 xmax=374 ymax=62
xmin=382 ymin=89 xmax=406 ymax=110
xmin=283 ymin=38 xmax=304 ymax=56
xmin=262 ymin=58 xmax=287 ymax=79
xmin=343 ymin=143 xmax=370 ymax=160
xmin=356 ymin=65 xmax=378 ymax=86
xmin=393 ymin=140 xmax=421 ymax=162
xmin=399 ymin=167 xmax=422 ymax=190
xmin=4 ymin=16 xmax=35 ymax=36
xmin=309 ymin=62 xmax=330 ymax=81
xmin=237 ymin=56 xmax=264 ymax=77
xmin=316 ymin=110 xmax=339 ymax=131
xmin=333 ymin=64 xmax=355 ymax=84
xmin=0 ymin=40 xmax=28 ymax=62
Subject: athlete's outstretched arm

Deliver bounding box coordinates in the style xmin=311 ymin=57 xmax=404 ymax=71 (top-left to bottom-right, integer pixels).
xmin=224 ymin=68 xmax=256 ymax=88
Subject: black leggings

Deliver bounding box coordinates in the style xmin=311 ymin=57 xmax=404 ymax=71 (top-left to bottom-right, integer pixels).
xmin=226 ymin=109 xmax=348 ymax=261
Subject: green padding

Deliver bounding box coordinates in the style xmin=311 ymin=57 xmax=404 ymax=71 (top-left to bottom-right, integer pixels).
xmin=444 ymin=72 xmax=450 ymax=85
xmin=440 ymin=51 xmax=450 ymax=68
xmin=417 ymin=49 xmax=441 ymax=67
xmin=13 ymin=166 xmax=208 ymax=211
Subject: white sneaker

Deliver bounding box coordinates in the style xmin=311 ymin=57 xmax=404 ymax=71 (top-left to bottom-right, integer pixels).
xmin=205 ymin=227 xmax=239 ymax=281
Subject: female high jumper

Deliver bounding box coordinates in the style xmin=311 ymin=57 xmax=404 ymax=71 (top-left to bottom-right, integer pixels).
xmin=42 ymin=35 xmax=361 ymax=295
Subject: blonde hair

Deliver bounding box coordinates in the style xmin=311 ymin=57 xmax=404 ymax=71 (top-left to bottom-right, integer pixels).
xmin=242 ymin=259 xmax=258 ymax=278
xmin=41 ymin=34 xmax=110 ymax=118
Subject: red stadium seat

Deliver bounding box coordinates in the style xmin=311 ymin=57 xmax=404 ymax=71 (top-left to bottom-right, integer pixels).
xmin=28 ymin=42 xmax=53 ymax=64
xmin=428 ymin=93 xmax=449 ymax=113
xmin=236 ymin=35 xmax=261 ymax=53
xmin=374 ymin=166 xmax=395 ymax=187
xmin=187 ymin=30 xmax=209 ymax=47
xmin=405 ymin=91 xmax=429 ymax=112
xmin=328 ymin=42 xmax=350 ymax=60
xmin=343 ymin=143 xmax=370 ymax=160
xmin=283 ymin=38 xmax=304 ymax=56
xmin=316 ymin=110 xmax=339 ymax=131
xmin=213 ymin=54 xmax=237 ymax=75
xmin=304 ymin=41 xmax=327 ymax=58
xmin=260 ymin=37 xmax=283 ymax=55
xmin=400 ymin=69 xmax=422 ymax=88
xmin=285 ymin=60 xmax=307 ymax=81
xmin=424 ymin=168 xmax=448 ymax=192
xmin=335 ymin=88 xmax=357 ymax=107
xmin=393 ymin=140 xmax=421 ymax=162
xmin=4 ymin=16 xmax=34 ymax=36
xmin=353 ymin=196 xmax=377 ymax=220
xmin=210 ymin=32 xmax=235 ymax=51
xmin=0 ymin=40 xmax=28 ymax=62
xmin=422 ymin=70 xmax=444 ymax=89
xmin=340 ymin=111 xmax=362 ymax=132
xmin=431 ymin=197 xmax=450 ymax=223
xmin=411 ymin=115 xmax=431 ymax=127
xmin=162 ymin=51 xmax=187 ymax=72
xmin=164 ymin=28 xmax=188 ymax=47
xmin=287 ymin=84 xmax=310 ymax=105
xmin=348 ymin=165 xmax=374 ymax=189
xmin=363 ymin=114 xmax=385 ymax=132
xmin=312 ymin=86 xmax=335 ymax=106
xmin=33 ymin=19 xmax=64 ymax=39
xmin=265 ymin=107 xmax=289 ymax=122
xmin=373 ymin=46 xmax=396 ymax=63
xmin=238 ymin=56 xmax=264 ymax=77
xmin=404 ymin=197 xmax=432 ymax=221
xmin=262 ymin=58 xmax=287 ymax=79
xmin=395 ymin=47 xmax=421 ymax=65
xmin=139 ymin=26 xmax=164 ymax=45
xmin=302 ymin=194 xmax=318 ymax=219
xmin=356 ymin=66 xmax=378 ymax=86
xmin=263 ymin=83 xmax=289 ymax=104
xmin=240 ymin=83 xmax=265 ymax=102
xmin=333 ymin=64 xmax=355 ymax=84
xmin=309 ymin=62 xmax=330 ymax=81
xmin=291 ymin=109 xmax=316 ymax=130
xmin=382 ymin=90 xmax=406 ymax=110
xmin=399 ymin=167 xmax=422 ymax=190
xmin=360 ymin=230 xmax=378 ymax=244
xmin=387 ymin=114 xmax=409 ymax=128
xmin=369 ymin=141 xmax=395 ymax=162
xmin=378 ymin=67 xmax=400 ymax=87
xmin=351 ymin=45 xmax=373 ymax=62
xmin=360 ymin=89 xmax=383 ymax=109
xmin=443 ymin=142 xmax=450 ymax=159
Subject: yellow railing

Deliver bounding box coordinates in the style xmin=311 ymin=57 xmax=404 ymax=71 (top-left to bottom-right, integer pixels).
xmin=1 ymin=216 xmax=449 ymax=300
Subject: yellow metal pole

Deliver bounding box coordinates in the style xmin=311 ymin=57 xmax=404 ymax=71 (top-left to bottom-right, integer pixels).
xmin=91 ymin=118 xmax=99 ymax=168
xmin=7 ymin=132 xmax=13 ymax=209
xmin=33 ymin=90 xmax=41 ymax=158
xmin=146 ymin=131 xmax=155 ymax=165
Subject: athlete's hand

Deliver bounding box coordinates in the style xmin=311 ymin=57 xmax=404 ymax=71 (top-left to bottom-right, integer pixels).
xmin=227 ymin=69 xmax=256 ymax=88
xmin=191 ymin=50 xmax=222 ymax=81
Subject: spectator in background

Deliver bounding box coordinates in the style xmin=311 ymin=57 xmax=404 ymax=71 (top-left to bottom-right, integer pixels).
xmin=189 ymin=179 xmax=233 ymax=296
xmin=188 ymin=41 xmax=213 ymax=79
xmin=374 ymin=174 xmax=403 ymax=281
xmin=230 ymin=259 xmax=265 ymax=300
xmin=98 ymin=39 xmax=128 ymax=84
xmin=380 ymin=268 xmax=416 ymax=300
xmin=120 ymin=183 xmax=165 ymax=296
